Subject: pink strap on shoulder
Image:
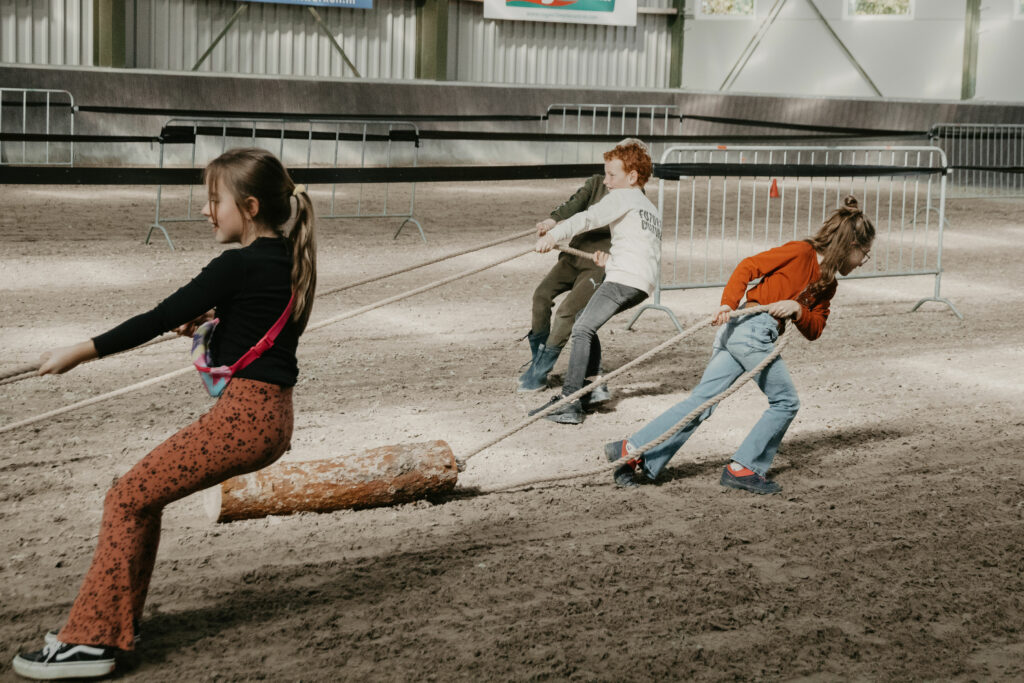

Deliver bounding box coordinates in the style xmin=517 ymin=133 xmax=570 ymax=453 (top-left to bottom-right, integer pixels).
xmin=228 ymin=292 xmax=296 ymax=373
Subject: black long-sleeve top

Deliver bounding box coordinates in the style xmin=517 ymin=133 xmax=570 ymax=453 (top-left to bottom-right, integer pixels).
xmin=93 ymin=237 xmax=300 ymax=387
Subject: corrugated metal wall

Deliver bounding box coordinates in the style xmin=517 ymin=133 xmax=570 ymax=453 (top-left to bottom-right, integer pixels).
xmin=0 ymin=0 xmax=674 ymax=86
xmin=3 ymin=0 xmax=1023 ymax=102
xmin=0 ymin=0 xmax=92 ymax=65
xmin=449 ymin=0 xmax=674 ymax=88
xmin=133 ymin=0 xmax=416 ymax=78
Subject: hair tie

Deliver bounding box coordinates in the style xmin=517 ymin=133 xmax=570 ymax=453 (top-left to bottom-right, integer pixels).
xmin=292 ymin=184 xmax=306 ymax=197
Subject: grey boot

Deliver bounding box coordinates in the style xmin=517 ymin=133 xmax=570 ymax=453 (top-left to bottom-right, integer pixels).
xmin=586 ymin=367 xmax=612 ymax=406
xmin=517 ymin=331 xmax=548 ymax=385
xmin=517 ymin=344 xmax=563 ymax=392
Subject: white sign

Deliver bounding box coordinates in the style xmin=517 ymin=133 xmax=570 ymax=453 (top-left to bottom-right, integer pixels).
xmin=484 ymin=0 xmax=637 ymax=27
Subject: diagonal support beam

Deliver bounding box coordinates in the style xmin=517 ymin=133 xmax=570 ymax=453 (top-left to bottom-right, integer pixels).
xmin=192 ymin=3 xmax=248 ymax=71
xmin=307 ymin=7 xmax=362 ymax=78
xmin=803 ymin=0 xmax=882 ymax=96
xmin=720 ymin=0 xmax=789 ymax=91
xmin=191 ymin=4 xmax=361 ymax=77
xmin=720 ymin=0 xmax=883 ymax=97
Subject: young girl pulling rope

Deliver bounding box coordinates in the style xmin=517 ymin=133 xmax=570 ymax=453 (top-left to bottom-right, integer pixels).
xmin=13 ymin=148 xmax=317 ymax=680
xmin=607 ymin=195 xmax=876 ymax=494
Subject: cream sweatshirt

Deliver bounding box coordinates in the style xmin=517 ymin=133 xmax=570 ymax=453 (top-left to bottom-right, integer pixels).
xmin=547 ymin=187 xmax=662 ymax=295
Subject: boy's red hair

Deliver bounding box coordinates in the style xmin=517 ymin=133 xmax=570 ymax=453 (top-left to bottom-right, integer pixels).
xmin=604 ymin=140 xmax=653 ymax=187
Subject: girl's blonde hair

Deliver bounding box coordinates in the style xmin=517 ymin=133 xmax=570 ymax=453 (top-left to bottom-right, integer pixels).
xmin=204 ymin=148 xmax=317 ymax=331
xmin=803 ymin=194 xmax=875 ymax=299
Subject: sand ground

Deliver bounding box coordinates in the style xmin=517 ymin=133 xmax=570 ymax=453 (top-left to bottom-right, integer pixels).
xmin=0 ymin=180 xmax=1022 ymax=681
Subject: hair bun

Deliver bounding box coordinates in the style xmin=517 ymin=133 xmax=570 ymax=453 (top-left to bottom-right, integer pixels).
xmin=842 ymin=195 xmax=862 ymax=214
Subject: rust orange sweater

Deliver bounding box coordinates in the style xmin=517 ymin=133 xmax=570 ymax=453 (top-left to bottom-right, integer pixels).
xmin=721 ymin=240 xmax=837 ymax=341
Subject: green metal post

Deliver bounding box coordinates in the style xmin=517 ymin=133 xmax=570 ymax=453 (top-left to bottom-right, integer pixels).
xmin=416 ymin=0 xmax=449 ymax=80
xmin=93 ymin=0 xmax=126 ymax=67
xmin=961 ymin=0 xmax=981 ymax=100
xmin=668 ymin=0 xmax=686 ymax=88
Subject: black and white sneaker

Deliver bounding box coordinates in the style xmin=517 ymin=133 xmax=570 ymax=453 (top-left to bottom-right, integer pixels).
xmin=12 ymin=639 xmax=116 ymax=680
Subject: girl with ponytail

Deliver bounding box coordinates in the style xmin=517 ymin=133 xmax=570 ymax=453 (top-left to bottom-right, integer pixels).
xmin=606 ymin=195 xmax=874 ymax=494
xmin=14 ymin=148 xmax=317 ymax=680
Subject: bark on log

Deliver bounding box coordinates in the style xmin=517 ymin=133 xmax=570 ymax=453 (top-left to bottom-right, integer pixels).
xmin=204 ymin=440 xmax=458 ymax=523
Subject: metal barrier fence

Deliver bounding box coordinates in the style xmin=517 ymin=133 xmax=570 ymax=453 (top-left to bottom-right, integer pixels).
xmin=147 ymin=117 xmax=424 ymax=249
xmin=543 ymin=103 xmax=679 ymax=164
xmin=930 ymin=123 xmax=1024 ymax=199
xmin=630 ymin=144 xmax=959 ymax=331
xmin=0 ymin=88 xmax=75 ymax=166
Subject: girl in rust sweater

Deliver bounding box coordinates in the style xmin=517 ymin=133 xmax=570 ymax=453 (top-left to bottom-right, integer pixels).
xmin=606 ymin=195 xmax=875 ymax=494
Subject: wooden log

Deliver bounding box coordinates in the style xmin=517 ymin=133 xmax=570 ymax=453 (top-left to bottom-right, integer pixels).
xmin=204 ymin=440 xmax=458 ymax=523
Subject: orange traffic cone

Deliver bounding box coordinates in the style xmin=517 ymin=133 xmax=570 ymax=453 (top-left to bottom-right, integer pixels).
xmin=769 ymin=178 xmax=780 ymax=198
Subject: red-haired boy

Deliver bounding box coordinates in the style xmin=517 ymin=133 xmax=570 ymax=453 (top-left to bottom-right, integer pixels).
xmin=530 ymin=139 xmax=662 ymax=424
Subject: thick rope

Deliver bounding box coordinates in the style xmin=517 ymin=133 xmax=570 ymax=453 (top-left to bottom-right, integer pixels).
xmin=0 ymin=246 xmax=535 ymax=434
xmin=456 ymin=305 xmax=786 ymax=473
xmin=308 ymin=247 xmax=534 ymax=332
xmin=0 ymin=364 xmax=38 ymax=382
xmin=455 ymin=308 xmax=755 ymax=469
xmin=554 ymin=244 xmax=599 ymax=262
xmin=0 ymin=367 xmax=194 ymax=436
xmin=318 ymin=228 xmax=535 ymax=297
xmin=472 ymin=321 xmax=796 ymax=494
xmin=1 ymin=333 xmax=182 ymax=387
xmin=0 ymin=370 xmax=38 ymax=386
xmin=2 ymin=230 xmax=537 ymax=387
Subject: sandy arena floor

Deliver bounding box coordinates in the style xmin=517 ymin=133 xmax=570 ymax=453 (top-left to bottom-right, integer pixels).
xmin=0 ymin=180 xmax=1022 ymax=681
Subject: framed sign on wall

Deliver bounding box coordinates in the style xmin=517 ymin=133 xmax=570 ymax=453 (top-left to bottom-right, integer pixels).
xmin=483 ymin=0 xmax=637 ymax=27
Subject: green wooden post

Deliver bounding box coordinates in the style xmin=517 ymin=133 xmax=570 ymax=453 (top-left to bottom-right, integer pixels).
xmin=961 ymin=0 xmax=981 ymax=100
xmin=93 ymin=0 xmax=126 ymax=67
xmin=416 ymin=0 xmax=449 ymax=80
xmin=668 ymin=0 xmax=686 ymax=88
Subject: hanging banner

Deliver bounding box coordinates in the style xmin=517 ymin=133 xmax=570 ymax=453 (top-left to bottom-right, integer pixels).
xmin=484 ymin=0 xmax=636 ymax=26
xmin=241 ymin=0 xmax=374 ymax=9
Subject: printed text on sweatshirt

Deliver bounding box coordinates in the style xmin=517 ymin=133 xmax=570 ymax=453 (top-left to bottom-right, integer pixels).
xmin=547 ymin=187 xmax=662 ymax=296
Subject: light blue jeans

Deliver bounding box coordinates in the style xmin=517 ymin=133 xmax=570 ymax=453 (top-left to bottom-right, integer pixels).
xmin=628 ymin=311 xmax=799 ymax=479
